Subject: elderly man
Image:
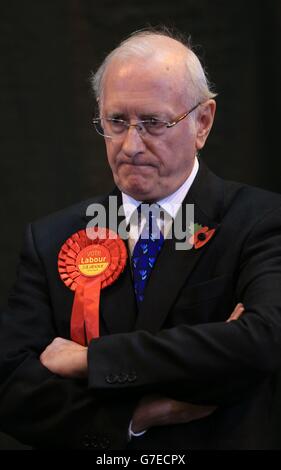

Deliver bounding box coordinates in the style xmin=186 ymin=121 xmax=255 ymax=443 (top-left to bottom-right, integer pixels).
xmin=0 ymin=29 xmax=281 ymax=450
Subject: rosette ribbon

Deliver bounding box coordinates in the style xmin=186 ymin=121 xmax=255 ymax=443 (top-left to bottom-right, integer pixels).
xmin=58 ymin=227 xmax=127 ymax=345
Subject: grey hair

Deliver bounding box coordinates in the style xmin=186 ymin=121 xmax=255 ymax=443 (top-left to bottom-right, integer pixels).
xmin=91 ymin=28 xmax=217 ymax=108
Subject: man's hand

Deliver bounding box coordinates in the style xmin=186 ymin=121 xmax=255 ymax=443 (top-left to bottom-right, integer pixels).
xmin=226 ymin=302 xmax=244 ymax=322
xmin=131 ymin=394 xmax=217 ymax=433
xmin=40 ymin=337 xmax=87 ymax=379
xmin=131 ymin=302 xmax=245 ymax=433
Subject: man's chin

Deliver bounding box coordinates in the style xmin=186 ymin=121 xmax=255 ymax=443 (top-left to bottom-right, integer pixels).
xmin=121 ymin=183 xmax=154 ymax=201
xmin=124 ymin=188 xmax=152 ymax=201
xmin=117 ymin=175 xmax=153 ymax=199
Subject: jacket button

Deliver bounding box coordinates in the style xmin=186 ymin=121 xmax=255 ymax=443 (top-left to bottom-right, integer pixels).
xmin=82 ymin=434 xmax=98 ymax=448
xmin=128 ymin=371 xmax=137 ymax=382
xmin=100 ymin=437 xmax=110 ymax=449
xmin=105 ymin=374 xmax=118 ymax=384
xmin=117 ymin=373 xmax=128 ymax=383
xmin=82 ymin=434 xmax=90 ymax=448
xmin=90 ymin=439 xmax=99 ymax=448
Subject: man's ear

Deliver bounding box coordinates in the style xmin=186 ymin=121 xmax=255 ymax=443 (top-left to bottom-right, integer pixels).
xmin=195 ymin=100 xmax=216 ymax=150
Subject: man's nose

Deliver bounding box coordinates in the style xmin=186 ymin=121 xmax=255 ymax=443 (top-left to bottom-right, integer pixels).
xmin=121 ymin=126 xmax=146 ymax=157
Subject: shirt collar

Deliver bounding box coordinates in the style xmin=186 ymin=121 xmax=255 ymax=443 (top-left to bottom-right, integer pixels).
xmin=121 ymin=156 xmax=199 ymax=225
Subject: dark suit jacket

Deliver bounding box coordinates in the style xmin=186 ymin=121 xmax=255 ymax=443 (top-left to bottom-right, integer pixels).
xmin=1 ymin=161 xmax=281 ymax=450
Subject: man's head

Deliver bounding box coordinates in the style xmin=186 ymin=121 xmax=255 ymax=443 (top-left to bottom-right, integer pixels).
xmin=92 ymin=29 xmax=216 ymax=201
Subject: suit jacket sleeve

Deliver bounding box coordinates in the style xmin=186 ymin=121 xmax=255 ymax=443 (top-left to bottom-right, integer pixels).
xmin=88 ymin=205 xmax=281 ymax=405
xmin=0 ymin=224 xmax=136 ymax=449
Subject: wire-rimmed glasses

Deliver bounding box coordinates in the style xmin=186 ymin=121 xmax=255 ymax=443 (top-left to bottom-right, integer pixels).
xmin=92 ymin=102 xmax=201 ymax=139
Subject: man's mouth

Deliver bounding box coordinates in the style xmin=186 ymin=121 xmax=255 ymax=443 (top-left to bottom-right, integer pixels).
xmin=119 ymin=161 xmax=156 ymax=168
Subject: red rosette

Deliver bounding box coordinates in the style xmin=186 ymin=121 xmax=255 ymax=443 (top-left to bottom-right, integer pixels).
xmin=58 ymin=227 xmax=127 ymax=345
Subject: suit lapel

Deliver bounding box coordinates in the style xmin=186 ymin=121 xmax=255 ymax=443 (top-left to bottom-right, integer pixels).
xmin=100 ymin=262 xmax=137 ymax=334
xmin=135 ymin=161 xmax=224 ymax=333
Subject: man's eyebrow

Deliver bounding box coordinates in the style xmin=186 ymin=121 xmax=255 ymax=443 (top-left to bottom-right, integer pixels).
xmin=139 ymin=112 xmax=168 ymax=119
xmin=105 ymin=110 xmax=170 ymax=120
xmin=106 ymin=111 xmax=127 ymax=118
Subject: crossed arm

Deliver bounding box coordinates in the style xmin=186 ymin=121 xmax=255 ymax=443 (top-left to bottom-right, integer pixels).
xmin=2 ymin=204 xmax=281 ymax=448
xmin=40 ymin=303 xmax=244 ymax=433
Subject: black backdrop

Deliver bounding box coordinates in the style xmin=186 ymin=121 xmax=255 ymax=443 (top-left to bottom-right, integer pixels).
xmin=0 ymin=0 xmax=280 ymax=449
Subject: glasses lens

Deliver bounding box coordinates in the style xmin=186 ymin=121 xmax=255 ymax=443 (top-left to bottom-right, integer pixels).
xmin=94 ymin=118 xmax=127 ymax=138
xmin=107 ymin=119 xmax=126 ymax=135
xmin=143 ymin=120 xmax=166 ymax=136
xmin=93 ymin=117 xmax=167 ymax=138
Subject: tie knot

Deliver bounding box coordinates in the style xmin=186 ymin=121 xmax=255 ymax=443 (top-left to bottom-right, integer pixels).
xmin=137 ymin=202 xmax=159 ymax=219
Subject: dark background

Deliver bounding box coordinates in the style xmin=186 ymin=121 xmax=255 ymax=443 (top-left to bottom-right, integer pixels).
xmin=0 ymin=0 xmax=280 ymax=449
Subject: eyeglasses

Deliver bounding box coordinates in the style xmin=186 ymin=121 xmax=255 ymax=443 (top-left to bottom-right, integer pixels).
xmin=92 ymin=102 xmax=201 ymax=139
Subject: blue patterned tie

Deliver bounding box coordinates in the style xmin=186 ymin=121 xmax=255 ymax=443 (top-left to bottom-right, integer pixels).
xmin=131 ymin=204 xmax=164 ymax=304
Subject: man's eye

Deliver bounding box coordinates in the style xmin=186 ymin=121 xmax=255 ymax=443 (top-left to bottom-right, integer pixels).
xmin=107 ymin=118 xmax=126 ymax=134
xmin=145 ymin=119 xmax=164 ymax=128
xmin=111 ymin=118 xmax=124 ymax=124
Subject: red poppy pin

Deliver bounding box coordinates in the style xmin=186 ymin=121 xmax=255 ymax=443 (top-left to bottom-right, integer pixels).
xmin=188 ymin=223 xmax=216 ymax=249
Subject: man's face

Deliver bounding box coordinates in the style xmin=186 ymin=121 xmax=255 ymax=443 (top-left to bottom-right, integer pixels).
xmin=101 ymin=56 xmax=213 ymax=201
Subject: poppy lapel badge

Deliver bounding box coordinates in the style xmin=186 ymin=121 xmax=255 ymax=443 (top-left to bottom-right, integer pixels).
xmin=188 ymin=222 xmax=216 ymax=249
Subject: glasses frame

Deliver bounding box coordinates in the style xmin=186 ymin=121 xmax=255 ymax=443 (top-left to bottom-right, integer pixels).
xmin=92 ymin=102 xmax=202 ymax=139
